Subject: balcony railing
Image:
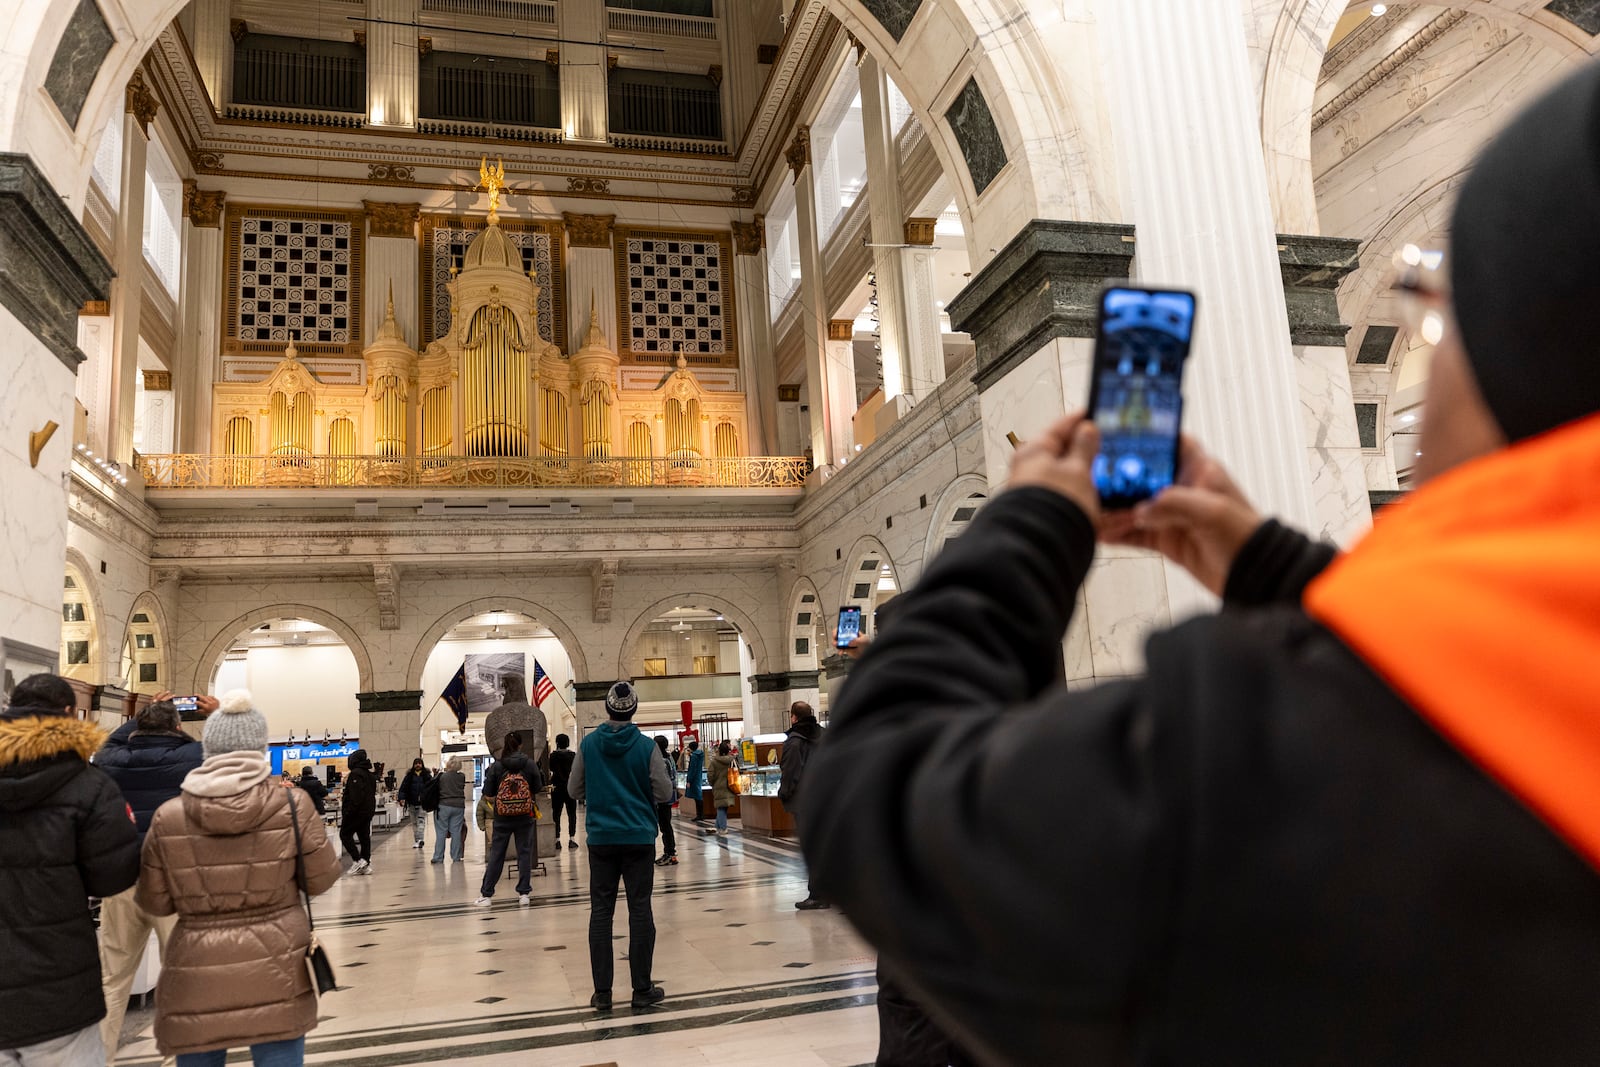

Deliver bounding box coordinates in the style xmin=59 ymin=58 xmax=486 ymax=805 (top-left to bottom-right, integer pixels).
xmin=139 ymin=454 xmax=809 ymax=490
xmin=420 ymin=0 xmax=557 ymax=23
xmin=224 ymin=103 xmax=365 ymax=128
xmin=416 ymin=116 xmax=564 ymax=144
xmin=607 ymin=131 xmax=728 ymax=155
xmin=606 ymin=9 xmax=718 ymax=39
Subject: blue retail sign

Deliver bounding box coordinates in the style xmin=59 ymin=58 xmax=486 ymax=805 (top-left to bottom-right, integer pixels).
xmin=270 ymin=740 xmax=360 ymax=775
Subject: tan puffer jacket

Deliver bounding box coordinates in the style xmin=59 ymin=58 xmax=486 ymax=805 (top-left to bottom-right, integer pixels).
xmin=137 ymin=753 xmax=341 ymax=1056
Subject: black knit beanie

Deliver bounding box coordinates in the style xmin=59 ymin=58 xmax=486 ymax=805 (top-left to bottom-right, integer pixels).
xmin=1450 ymin=61 xmax=1600 ymax=442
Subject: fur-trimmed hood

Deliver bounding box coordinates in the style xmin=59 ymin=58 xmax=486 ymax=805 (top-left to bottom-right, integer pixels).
xmin=0 ymin=713 xmax=108 ymax=812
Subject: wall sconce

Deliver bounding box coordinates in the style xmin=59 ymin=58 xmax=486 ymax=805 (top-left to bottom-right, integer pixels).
xmin=29 ymin=421 xmax=58 ymax=467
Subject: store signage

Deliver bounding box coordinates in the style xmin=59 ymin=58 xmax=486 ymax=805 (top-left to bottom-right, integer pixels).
xmin=270 ymin=739 xmax=360 ymax=775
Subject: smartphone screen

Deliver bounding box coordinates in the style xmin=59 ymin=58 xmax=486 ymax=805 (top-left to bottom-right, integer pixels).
xmin=1088 ymin=286 xmax=1197 ymax=509
xmin=836 ymin=606 xmax=862 ymax=648
xmin=173 ymin=695 xmax=199 ymax=715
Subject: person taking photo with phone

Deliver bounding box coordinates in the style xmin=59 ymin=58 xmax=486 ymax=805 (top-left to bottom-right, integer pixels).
xmin=801 ymin=62 xmax=1600 ymax=1067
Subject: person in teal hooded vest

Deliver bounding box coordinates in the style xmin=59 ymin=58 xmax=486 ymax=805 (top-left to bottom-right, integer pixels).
xmin=569 ymin=681 xmax=673 ymax=1012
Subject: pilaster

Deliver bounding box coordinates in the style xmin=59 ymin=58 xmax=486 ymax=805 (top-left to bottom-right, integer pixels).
xmin=790 ymin=128 xmax=835 ymax=469
xmin=749 ymin=671 xmax=822 ymax=735
xmin=857 ymin=53 xmax=912 ymax=402
xmin=563 ymin=213 xmax=616 ymax=356
xmin=355 ymin=689 xmax=423 ymax=777
xmin=364 ymin=201 xmax=420 ymax=349
xmin=732 ymin=218 xmax=778 ymax=454
xmin=191 ymin=0 xmax=232 ymax=110
xmin=176 ymin=184 xmax=224 ymax=453
xmin=559 ymin=3 xmax=607 ymax=144
xmin=366 ymin=0 xmax=417 ymax=129
xmin=898 ymin=218 xmax=945 ymax=399
xmin=826 ymin=319 xmax=856 ymax=461
xmin=107 ymin=91 xmax=153 ymax=464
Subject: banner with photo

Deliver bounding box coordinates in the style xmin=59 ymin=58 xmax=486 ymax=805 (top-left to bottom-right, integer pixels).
xmin=465 ymin=652 xmax=525 ymax=713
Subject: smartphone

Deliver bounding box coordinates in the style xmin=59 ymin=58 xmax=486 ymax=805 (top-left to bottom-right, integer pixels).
xmin=1087 ymin=286 xmax=1197 ymax=509
xmin=836 ymin=606 xmax=863 ymax=649
xmin=173 ymin=695 xmax=199 ymax=716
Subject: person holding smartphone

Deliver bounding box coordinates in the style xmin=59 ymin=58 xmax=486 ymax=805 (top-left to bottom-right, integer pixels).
xmin=800 ymin=63 xmax=1600 ymax=1066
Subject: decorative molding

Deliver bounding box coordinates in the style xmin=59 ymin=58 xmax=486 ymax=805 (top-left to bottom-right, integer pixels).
xmin=125 ymin=69 xmax=159 ymax=135
xmin=80 ymin=300 xmax=109 ymax=316
xmin=612 ymin=224 xmax=738 ymax=367
xmin=222 ymin=202 xmax=366 ymax=357
xmin=417 ymin=36 xmax=432 ymax=57
xmin=777 ymin=384 xmax=801 ymax=402
xmin=821 ymin=652 xmax=853 ymax=680
xmin=1312 ymin=11 xmax=1470 ymax=132
xmin=1278 ymin=234 xmax=1361 ymax=346
xmin=195 ymin=151 xmax=225 ymax=172
xmin=574 ymin=680 xmax=619 ymax=702
xmin=567 ymin=176 xmax=611 ymax=195
xmin=708 ymin=64 xmax=723 ymax=87
xmin=352 ymin=29 xmax=366 ymax=49
xmin=607 ymin=54 xmax=619 ymax=72
xmin=182 ymin=180 xmax=226 ymax=227
xmin=947 ymin=219 xmax=1137 ymax=393
xmin=945 ymin=77 xmax=1006 ymax=197
xmin=563 ymin=212 xmax=615 ymax=248
xmin=229 ymin=18 xmax=247 ymax=43
xmin=1323 ymin=4 xmax=1416 ymax=76
xmin=363 ymin=199 xmax=420 ymax=239
xmin=903 ymin=217 xmax=937 ymax=246
xmin=732 ymin=216 xmax=765 ymax=256
xmin=142 ymin=370 xmax=172 ymax=390
xmin=731 ymin=186 xmax=756 ymax=205
xmin=356 ymin=689 xmax=423 ymax=713
xmin=546 ymin=48 xmax=560 ymax=69
xmin=419 ymin=213 xmax=565 ymax=348
xmin=0 ymin=153 xmax=114 ymax=371
xmin=1369 ymin=489 xmax=1409 ymax=513
xmin=591 ymin=559 xmax=619 ymax=624
xmin=368 ymin=163 xmax=415 ymax=182
xmin=784 ymin=125 xmax=812 ymax=179
xmin=749 ymin=670 xmax=821 ymax=694
xmin=373 ymin=563 xmax=400 ymax=631
xmin=827 ymin=320 xmax=854 ymax=342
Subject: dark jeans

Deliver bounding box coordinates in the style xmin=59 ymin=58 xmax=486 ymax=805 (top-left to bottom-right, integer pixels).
xmin=875 ymin=961 xmax=977 ymax=1067
xmin=551 ymin=786 xmax=578 ymax=837
xmin=655 ymin=802 xmax=676 ymax=857
xmin=339 ymin=814 xmax=372 ymax=863
xmin=588 ymin=843 xmax=655 ymax=995
xmin=480 ymin=817 xmax=534 ymax=896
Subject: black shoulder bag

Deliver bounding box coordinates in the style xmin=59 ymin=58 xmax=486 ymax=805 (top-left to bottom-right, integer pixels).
xmin=285 ymin=789 xmax=338 ymax=997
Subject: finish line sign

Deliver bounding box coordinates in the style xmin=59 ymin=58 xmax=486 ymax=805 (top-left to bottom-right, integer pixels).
xmin=271 ymin=740 xmax=360 ymax=775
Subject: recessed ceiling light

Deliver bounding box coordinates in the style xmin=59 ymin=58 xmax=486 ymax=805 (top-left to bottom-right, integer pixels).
xmin=1371 ymin=3 xmax=1388 ymax=15
xmin=1400 ymin=414 xmax=1415 ymax=423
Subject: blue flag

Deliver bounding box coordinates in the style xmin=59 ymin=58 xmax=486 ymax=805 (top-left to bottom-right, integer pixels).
xmin=441 ymin=665 xmax=469 ymax=731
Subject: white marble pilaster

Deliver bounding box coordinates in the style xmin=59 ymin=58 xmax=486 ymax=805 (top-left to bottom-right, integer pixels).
xmin=176 ymin=220 xmax=222 ymax=453
xmin=191 ymin=0 xmax=232 ymax=110
xmin=565 ymin=246 xmax=616 ymax=357
xmin=857 ymin=54 xmax=912 ymax=403
xmin=366 ymin=0 xmax=417 ymax=129
xmin=357 ymin=707 xmax=421 ymax=781
xmin=793 ymin=156 xmax=834 ymax=468
xmin=732 ymin=245 xmax=778 ymax=454
xmin=559 ymin=1 xmax=608 ymax=144
xmin=898 ymin=243 xmax=944 ymax=398
xmin=825 ymin=323 xmax=856 ymax=462
xmin=75 ymin=311 xmax=112 ymax=455
xmin=1295 ymin=343 xmax=1372 ymax=546
xmin=108 ymin=109 xmax=148 ymax=464
xmin=139 ymin=386 xmax=173 ymax=453
xmin=365 ymin=235 xmax=419 ymax=350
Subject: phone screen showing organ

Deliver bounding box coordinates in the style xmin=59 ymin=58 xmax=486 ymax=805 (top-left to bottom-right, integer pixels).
xmin=1088 ymin=287 xmax=1196 ymax=509
xmin=836 ymin=607 xmax=862 ymax=648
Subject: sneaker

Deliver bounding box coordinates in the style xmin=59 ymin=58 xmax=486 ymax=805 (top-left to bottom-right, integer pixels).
xmin=630 ymin=985 xmax=666 ymax=1009
xmin=430 ymin=859 xmax=443 ymax=865
xmin=590 ymin=992 xmax=613 ymax=1012
xmin=473 ymin=896 xmax=493 ymax=907
xmin=413 ymin=840 xmax=423 ymax=849
xmin=716 ymin=829 xmax=729 ymax=837
xmin=567 ymin=838 xmax=578 ymax=850
xmin=519 ymin=893 xmax=530 ymax=906
xmin=701 ymin=827 xmax=718 ymax=836
xmin=795 ymin=898 xmax=831 ymax=911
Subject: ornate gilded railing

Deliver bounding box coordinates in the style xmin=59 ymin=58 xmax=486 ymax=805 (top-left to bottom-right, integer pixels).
xmin=138 ymin=454 xmax=809 ymax=490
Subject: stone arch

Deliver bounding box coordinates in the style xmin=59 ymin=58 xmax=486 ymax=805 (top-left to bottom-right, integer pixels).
xmin=61 ymin=547 xmax=105 ymax=684
xmin=839 ymin=535 xmax=900 ymax=639
xmin=404 ymin=596 xmax=591 ymax=693
xmin=191 ymin=604 xmax=374 ymax=695
xmin=786 ymin=577 xmax=825 ymax=672
xmin=119 ymin=590 xmax=173 ymax=694
xmin=617 ymin=594 xmax=771 ymax=682
xmin=921 ymin=473 xmax=991 ymax=575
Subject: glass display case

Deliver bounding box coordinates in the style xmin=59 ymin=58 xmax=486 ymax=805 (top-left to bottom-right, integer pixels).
xmin=743 ymin=766 xmax=781 ymax=797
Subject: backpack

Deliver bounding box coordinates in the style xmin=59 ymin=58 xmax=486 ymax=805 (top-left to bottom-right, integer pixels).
xmin=495 ymin=770 xmax=534 ymax=818
xmin=420 ymin=775 xmax=442 ymax=813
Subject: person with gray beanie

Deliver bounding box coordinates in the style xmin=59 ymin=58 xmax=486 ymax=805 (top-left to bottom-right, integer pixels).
xmin=570 ymin=681 xmax=673 ymax=1010
xmin=802 ymin=60 xmax=1600 ymax=1066
xmin=138 ymin=689 xmax=340 ymax=1065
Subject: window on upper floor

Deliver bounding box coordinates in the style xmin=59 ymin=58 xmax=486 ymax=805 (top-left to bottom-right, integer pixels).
xmin=143 ymin=135 xmax=181 ymax=296
xmin=233 ymin=33 xmax=365 ymax=114
xmin=608 ymin=67 xmax=723 ymax=142
xmin=420 ymin=51 xmax=561 ymax=130
xmin=765 ymin=194 xmax=801 ymax=321
xmin=91 ymin=116 xmax=122 ymax=209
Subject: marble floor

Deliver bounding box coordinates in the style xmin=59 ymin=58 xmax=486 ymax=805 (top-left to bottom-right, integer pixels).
xmin=112 ymin=813 xmax=880 ymax=1066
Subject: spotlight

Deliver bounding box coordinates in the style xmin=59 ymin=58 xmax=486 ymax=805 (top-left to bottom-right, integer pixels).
xmin=1370 ymin=3 xmax=1387 ymax=14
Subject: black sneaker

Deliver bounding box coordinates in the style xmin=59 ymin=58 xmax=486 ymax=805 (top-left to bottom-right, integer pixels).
xmin=630 ymin=985 xmax=666 ymax=1009
xmin=567 ymin=839 xmax=578 ymax=850
xmin=795 ymin=898 xmax=831 ymax=911
xmin=590 ymin=992 xmax=612 ymax=1012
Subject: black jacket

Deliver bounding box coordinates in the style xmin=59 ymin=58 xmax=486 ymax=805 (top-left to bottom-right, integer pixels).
xmin=296 ymin=774 xmax=328 ymax=814
xmin=803 ymin=488 xmax=1600 ymax=1066
xmin=95 ymin=719 xmax=204 ymax=845
xmin=777 ymin=717 xmax=823 ymax=810
xmin=341 ymin=766 xmax=377 ymax=820
xmin=398 ymin=766 xmax=432 ymax=805
xmin=549 ymin=747 xmax=575 ymax=792
xmin=0 ymin=710 xmax=141 ymax=1049
xmin=483 ymin=752 xmax=544 ymax=823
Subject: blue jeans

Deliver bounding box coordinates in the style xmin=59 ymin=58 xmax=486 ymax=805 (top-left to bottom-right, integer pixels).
xmin=715 ymin=806 xmax=728 ymax=831
xmin=176 ymin=1037 xmax=304 ymax=1067
xmin=433 ymin=805 xmax=465 ymax=861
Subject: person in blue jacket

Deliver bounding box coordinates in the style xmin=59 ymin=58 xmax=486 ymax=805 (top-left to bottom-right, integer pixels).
xmin=683 ymin=739 xmax=705 ymax=822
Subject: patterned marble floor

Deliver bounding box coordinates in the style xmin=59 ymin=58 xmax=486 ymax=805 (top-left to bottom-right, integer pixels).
xmin=112 ymin=814 xmax=879 ymax=1066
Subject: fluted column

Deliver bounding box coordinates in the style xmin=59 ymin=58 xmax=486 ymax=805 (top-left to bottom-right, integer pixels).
xmin=191 ymin=0 xmax=232 ymax=110
xmin=366 ymin=0 xmax=417 ymax=129
xmin=857 ymin=53 xmax=912 ymax=402
xmin=789 ymin=127 xmax=835 ymax=469
xmin=826 ymin=320 xmax=857 ymax=461
xmin=107 ymin=74 xmax=157 ymax=464
xmin=732 ymin=218 xmax=777 ymax=455
xmin=560 ymin=2 xmax=608 ymax=144
xmin=363 ymin=201 xmax=420 ymax=349
xmin=176 ymin=183 xmax=225 ymax=453
xmin=898 ymin=218 xmax=945 ymax=398
xmin=563 ymin=213 xmax=616 ymax=356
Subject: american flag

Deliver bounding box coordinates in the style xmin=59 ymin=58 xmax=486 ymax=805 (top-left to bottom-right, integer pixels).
xmin=532 ymin=660 xmax=556 ymax=709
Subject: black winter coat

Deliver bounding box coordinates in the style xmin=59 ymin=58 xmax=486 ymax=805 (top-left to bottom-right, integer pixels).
xmin=777 ymin=717 xmax=822 ymax=810
xmin=483 ymin=752 xmax=544 ymax=823
xmin=95 ymin=719 xmax=204 ymax=844
xmin=803 ymin=488 xmax=1600 ymax=1067
xmin=0 ymin=711 xmax=141 ymax=1049
xmin=398 ymin=766 xmax=432 ymax=805
xmin=295 ymin=774 xmax=328 ymax=814
xmin=341 ymin=766 xmax=377 ymax=820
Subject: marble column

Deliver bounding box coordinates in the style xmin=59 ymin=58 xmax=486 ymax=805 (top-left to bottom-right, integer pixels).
xmin=857 ymin=54 xmax=912 ymax=404
xmin=108 ymin=75 xmax=156 ymax=464
xmin=721 ymin=0 xmax=765 ymax=141
xmin=749 ymin=671 xmax=821 ymax=735
xmin=562 ymin=213 xmax=616 ymax=356
xmin=191 ymin=0 xmax=232 ymax=111
xmin=732 ymin=219 xmax=777 ymax=454
xmin=898 ymin=218 xmax=945 ymax=399
xmin=75 ymin=305 xmax=112 ymax=454
xmin=364 ymin=202 xmax=420 ymax=349
xmin=559 ymin=2 xmax=607 ymax=144
xmin=176 ymin=183 xmax=224 ymax=453
xmin=356 ymin=689 xmax=423 ymax=779
xmin=825 ymin=320 xmax=856 ymax=461
xmin=776 ymin=384 xmax=804 ymax=457
xmin=789 ymin=128 xmax=836 ymax=469
xmin=366 ymin=0 xmax=417 ymax=129
xmin=574 ymin=680 xmax=618 ymax=735
xmin=139 ymin=371 xmax=173 ymax=453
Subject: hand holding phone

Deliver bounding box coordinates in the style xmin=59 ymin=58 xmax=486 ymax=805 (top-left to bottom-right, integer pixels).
xmin=836 ymin=606 xmax=863 ymax=649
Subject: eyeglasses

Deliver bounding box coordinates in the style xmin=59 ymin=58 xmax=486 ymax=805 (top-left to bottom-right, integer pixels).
xmin=1390 ymin=245 xmax=1450 ymax=347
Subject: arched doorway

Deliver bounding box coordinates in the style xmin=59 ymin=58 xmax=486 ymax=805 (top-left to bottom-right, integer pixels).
xmin=624 ymin=602 xmax=758 ymax=746
xmin=207 ymin=617 xmax=361 ymax=746
xmin=415 ymin=608 xmax=578 ymax=767
xmin=120 ymin=594 xmax=168 ymax=695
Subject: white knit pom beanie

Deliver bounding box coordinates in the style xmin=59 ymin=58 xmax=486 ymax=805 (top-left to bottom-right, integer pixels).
xmin=202 ymin=689 xmax=270 ymax=757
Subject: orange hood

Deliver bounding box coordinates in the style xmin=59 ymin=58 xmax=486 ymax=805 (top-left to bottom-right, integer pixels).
xmin=1305 ymin=413 xmax=1600 ymax=870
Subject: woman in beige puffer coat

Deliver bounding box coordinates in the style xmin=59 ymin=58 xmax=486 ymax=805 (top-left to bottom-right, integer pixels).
xmin=137 ymin=691 xmax=340 ymax=1065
